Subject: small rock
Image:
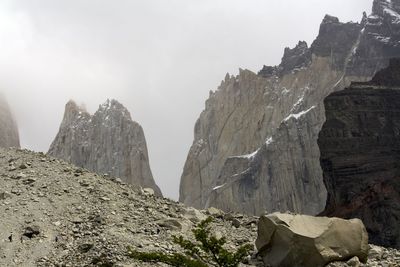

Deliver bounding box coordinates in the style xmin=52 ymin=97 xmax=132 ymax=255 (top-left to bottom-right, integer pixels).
xmin=0 ymin=192 xmax=11 ymax=200
xmin=80 ymin=180 xmax=90 ymax=187
xmin=72 ymin=217 xmax=84 ymax=224
xmin=207 ymin=207 xmax=224 ymax=217
xmin=22 ymin=178 xmax=36 ymax=185
xmin=369 ymin=245 xmax=383 ymax=259
xmin=8 ymin=166 xmax=16 ymax=171
xmin=11 ymin=188 xmax=21 ymax=195
xmin=23 ymin=225 xmax=40 ymax=239
xmin=143 ymin=188 xmax=155 ymax=196
xmin=183 ymin=207 xmax=208 ymax=223
xmin=78 ymin=243 xmax=94 ymax=253
xmin=346 ymin=256 xmax=360 ymax=267
xmin=232 ymin=218 xmax=241 ymax=228
xmin=157 ymin=219 xmax=183 ymax=230
xmin=224 ymin=213 xmax=235 ymax=221
xmin=214 ymin=231 xmax=223 ymax=240
xmin=15 ymin=173 xmax=26 ymax=179
xmin=92 ymin=215 xmax=105 ymax=224
xmin=19 ymin=164 xmax=28 ymax=169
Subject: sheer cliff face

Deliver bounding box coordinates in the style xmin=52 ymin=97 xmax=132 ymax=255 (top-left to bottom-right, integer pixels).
xmin=180 ymin=0 xmax=400 ymax=215
xmin=48 ymin=99 xmax=162 ymax=196
xmin=318 ymin=59 xmax=400 ymax=249
xmin=0 ymin=95 xmax=20 ymax=148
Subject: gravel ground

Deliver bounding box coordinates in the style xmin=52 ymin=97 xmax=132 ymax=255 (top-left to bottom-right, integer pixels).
xmin=0 ymin=148 xmax=398 ymax=266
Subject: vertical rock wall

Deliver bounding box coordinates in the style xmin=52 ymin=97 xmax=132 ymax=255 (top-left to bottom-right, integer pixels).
xmin=180 ymin=0 xmax=400 ymax=215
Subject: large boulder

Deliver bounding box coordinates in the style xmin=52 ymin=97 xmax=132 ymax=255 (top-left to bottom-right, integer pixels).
xmin=256 ymin=213 xmax=369 ymax=267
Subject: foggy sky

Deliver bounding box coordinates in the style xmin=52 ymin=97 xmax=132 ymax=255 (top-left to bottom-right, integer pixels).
xmin=0 ymin=0 xmax=372 ymax=199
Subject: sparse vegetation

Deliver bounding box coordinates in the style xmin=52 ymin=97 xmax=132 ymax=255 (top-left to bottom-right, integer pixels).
xmin=128 ymin=217 xmax=253 ymax=267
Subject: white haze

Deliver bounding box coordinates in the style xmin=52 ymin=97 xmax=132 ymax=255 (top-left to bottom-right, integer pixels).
xmin=0 ymin=0 xmax=372 ymax=199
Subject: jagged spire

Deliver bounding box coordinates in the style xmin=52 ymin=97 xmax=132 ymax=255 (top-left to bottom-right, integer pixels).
xmin=49 ymin=99 xmax=162 ymax=196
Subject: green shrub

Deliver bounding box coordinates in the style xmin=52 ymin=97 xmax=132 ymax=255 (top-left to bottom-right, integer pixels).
xmin=128 ymin=217 xmax=253 ymax=267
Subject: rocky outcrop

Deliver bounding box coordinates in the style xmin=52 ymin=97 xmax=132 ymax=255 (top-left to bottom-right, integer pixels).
xmin=48 ymin=99 xmax=162 ymax=196
xmin=180 ymin=0 xmax=400 ymax=215
xmin=256 ymin=213 xmax=369 ymax=267
xmin=318 ymin=59 xmax=400 ymax=249
xmin=0 ymin=94 xmax=20 ymax=148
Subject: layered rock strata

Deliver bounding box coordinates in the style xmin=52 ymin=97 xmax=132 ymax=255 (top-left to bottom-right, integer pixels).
xmin=0 ymin=94 xmax=20 ymax=148
xmin=318 ymin=58 xmax=400 ymax=249
xmin=48 ymin=99 xmax=161 ymax=196
xmin=180 ymin=0 xmax=400 ymax=215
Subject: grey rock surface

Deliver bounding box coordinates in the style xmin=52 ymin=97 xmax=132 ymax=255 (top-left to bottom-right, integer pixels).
xmin=256 ymin=213 xmax=369 ymax=267
xmin=48 ymin=99 xmax=162 ymax=196
xmin=180 ymin=0 xmax=400 ymax=216
xmin=0 ymin=94 xmax=20 ymax=148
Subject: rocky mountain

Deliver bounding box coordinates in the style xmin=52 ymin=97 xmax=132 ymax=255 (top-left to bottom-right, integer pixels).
xmin=48 ymin=99 xmax=162 ymax=196
xmin=0 ymin=94 xmax=20 ymax=148
xmin=318 ymin=59 xmax=400 ymax=249
xmin=180 ymin=0 xmax=400 ymax=216
xmin=1 ymin=147 xmax=399 ymax=266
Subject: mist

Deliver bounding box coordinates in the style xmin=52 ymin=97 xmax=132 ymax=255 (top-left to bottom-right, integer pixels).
xmin=0 ymin=0 xmax=371 ymax=199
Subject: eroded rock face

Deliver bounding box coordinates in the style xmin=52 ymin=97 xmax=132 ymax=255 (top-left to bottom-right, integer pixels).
xmin=318 ymin=59 xmax=400 ymax=249
xmin=180 ymin=0 xmax=400 ymax=215
xmin=256 ymin=213 xmax=369 ymax=267
xmin=0 ymin=95 xmax=20 ymax=148
xmin=48 ymin=99 xmax=162 ymax=196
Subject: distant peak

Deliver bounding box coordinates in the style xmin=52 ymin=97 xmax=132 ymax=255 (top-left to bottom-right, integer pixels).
xmin=99 ymin=99 xmax=125 ymax=112
xmin=65 ymin=100 xmax=87 ymax=114
xmin=322 ymin=15 xmax=340 ymax=24
xmin=62 ymin=100 xmax=89 ymax=126
xmin=97 ymin=99 xmax=132 ymax=120
xmin=99 ymin=99 xmax=112 ymax=110
xmin=297 ymin=40 xmax=308 ymax=48
xmin=66 ymin=99 xmax=78 ymax=109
